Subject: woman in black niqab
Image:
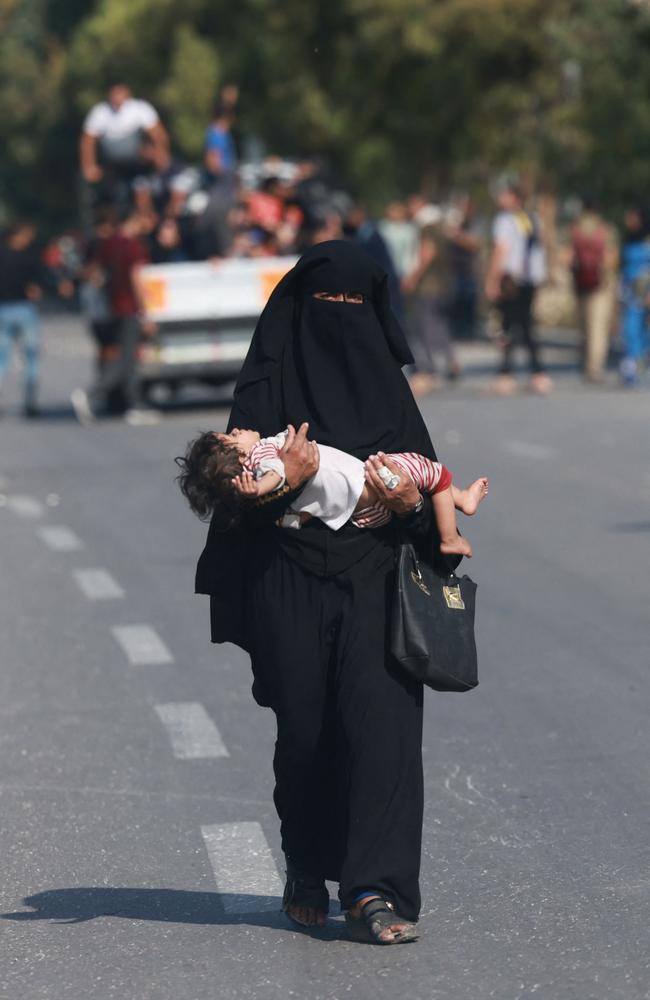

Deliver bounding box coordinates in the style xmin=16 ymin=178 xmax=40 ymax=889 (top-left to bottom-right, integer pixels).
xmin=229 ymin=239 xmax=437 ymax=459
xmin=195 ymin=240 xmax=437 ymax=941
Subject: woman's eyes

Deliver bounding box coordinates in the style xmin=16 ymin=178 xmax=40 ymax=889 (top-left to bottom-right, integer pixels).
xmin=312 ymin=292 xmax=364 ymax=304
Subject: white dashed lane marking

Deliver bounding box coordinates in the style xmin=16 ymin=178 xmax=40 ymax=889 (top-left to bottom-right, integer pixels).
xmin=111 ymin=625 xmax=173 ymax=666
xmin=503 ymin=440 xmax=557 ymax=461
xmin=7 ymin=495 xmax=44 ymax=518
xmin=73 ymin=569 xmax=125 ymax=601
xmin=37 ymin=526 xmax=83 ymax=552
xmin=154 ymin=702 xmax=229 ymax=759
xmin=201 ymin=822 xmax=284 ymax=913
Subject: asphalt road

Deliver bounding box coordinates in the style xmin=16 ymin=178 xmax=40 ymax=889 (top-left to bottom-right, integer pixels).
xmin=1 ymin=316 xmax=649 ymax=1000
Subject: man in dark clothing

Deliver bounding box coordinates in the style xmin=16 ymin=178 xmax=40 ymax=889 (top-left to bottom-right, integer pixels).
xmin=71 ymin=210 xmax=157 ymax=424
xmin=447 ymin=196 xmax=482 ymax=341
xmin=0 ymin=223 xmax=47 ymax=417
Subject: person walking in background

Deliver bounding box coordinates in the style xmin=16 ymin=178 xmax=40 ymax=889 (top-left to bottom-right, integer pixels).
xmin=0 ymin=222 xmax=48 ymax=417
xmin=78 ymin=208 xmax=122 ymax=406
xmin=71 ymin=208 xmax=157 ymax=425
xmin=485 ymin=179 xmax=551 ymax=394
xmin=570 ymin=198 xmax=618 ymax=383
xmin=618 ymin=206 xmax=650 ymax=387
xmin=79 ymin=82 xmax=169 ymax=217
xmin=447 ymin=195 xmax=482 ymax=341
xmin=402 ymin=206 xmax=460 ymax=396
xmin=378 ymin=201 xmax=419 ymax=284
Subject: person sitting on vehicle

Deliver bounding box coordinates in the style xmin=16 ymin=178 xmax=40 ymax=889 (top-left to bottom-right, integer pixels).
xmin=80 ymin=82 xmax=169 ymax=209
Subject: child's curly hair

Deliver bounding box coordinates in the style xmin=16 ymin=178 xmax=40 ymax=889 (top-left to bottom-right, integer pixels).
xmin=175 ymin=431 xmax=249 ymax=527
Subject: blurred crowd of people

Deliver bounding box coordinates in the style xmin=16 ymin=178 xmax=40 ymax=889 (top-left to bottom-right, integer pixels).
xmin=78 ymin=81 xmax=352 ymax=263
xmin=2 ymin=78 xmax=650 ymax=419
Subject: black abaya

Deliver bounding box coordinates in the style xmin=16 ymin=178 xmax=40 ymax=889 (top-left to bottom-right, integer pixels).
xmin=195 ymin=240 xmax=441 ymax=921
xmin=196 ymin=240 xmax=438 ymax=642
xmin=248 ymin=536 xmax=423 ymax=920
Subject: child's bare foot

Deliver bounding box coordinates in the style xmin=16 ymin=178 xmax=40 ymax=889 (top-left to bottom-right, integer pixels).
xmin=440 ymin=535 xmax=473 ymax=558
xmin=457 ymin=477 xmax=489 ymax=516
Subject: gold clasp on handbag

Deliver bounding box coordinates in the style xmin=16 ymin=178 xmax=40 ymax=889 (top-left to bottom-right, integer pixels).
xmin=410 ymin=564 xmax=431 ymax=596
xmin=443 ymin=584 xmax=465 ymax=610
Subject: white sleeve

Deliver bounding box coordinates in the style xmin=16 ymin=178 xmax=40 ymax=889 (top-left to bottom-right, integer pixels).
xmin=83 ymin=104 xmax=108 ymax=136
xmin=492 ymin=213 xmax=512 ymax=246
xmin=135 ymin=100 xmax=160 ymax=129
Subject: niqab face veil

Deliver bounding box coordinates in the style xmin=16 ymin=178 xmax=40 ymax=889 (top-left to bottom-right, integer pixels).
xmin=231 ymin=240 xmax=437 ymax=462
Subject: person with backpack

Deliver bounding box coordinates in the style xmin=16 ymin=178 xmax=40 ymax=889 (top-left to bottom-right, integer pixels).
xmin=485 ymin=179 xmax=551 ymax=394
xmin=570 ymin=198 xmax=618 ymax=383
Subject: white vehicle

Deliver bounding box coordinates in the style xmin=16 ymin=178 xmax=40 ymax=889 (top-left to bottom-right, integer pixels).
xmin=139 ymin=256 xmax=297 ymax=398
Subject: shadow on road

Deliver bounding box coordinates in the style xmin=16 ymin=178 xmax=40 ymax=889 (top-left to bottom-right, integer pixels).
xmin=1 ymin=887 xmax=344 ymax=939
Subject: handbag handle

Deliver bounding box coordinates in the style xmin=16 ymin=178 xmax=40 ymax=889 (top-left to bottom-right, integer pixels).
xmin=407 ymin=544 xmax=459 ymax=584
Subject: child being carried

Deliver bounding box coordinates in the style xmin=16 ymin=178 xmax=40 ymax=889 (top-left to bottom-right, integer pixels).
xmin=177 ymin=426 xmax=488 ymax=558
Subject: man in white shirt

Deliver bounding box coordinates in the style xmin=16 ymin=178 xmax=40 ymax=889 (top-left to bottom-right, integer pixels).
xmin=485 ymin=179 xmax=551 ymax=394
xmin=79 ymin=83 xmax=169 ymax=210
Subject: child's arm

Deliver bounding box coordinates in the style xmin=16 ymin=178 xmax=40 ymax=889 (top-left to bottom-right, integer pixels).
xmin=232 ymin=468 xmax=283 ymax=498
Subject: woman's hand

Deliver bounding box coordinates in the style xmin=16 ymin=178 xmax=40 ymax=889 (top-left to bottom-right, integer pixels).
xmin=364 ymin=453 xmax=422 ymax=516
xmin=280 ymin=423 xmax=319 ymax=489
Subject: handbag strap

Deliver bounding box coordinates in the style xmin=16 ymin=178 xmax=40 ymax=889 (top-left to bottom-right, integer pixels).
xmin=406 ymin=542 xmax=458 ymax=584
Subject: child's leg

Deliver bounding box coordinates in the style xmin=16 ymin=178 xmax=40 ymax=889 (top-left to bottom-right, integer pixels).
xmin=432 ymin=487 xmax=473 ymax=558
xmin=451 ymin=478 xmax=489 ymax=516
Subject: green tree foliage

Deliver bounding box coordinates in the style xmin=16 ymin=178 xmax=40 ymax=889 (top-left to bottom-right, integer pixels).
xmin=2 ymin=0 xmax=650 ymax=226
xmin=0 ymin=0 xmax=66 ymax=221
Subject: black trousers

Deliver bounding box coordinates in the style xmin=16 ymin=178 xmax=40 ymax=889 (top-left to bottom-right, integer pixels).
xmin=89 ymin=315 xmax=141 ymax=412
xmin=498 ymin=282 xmax=544 ymax=375
xmin=248 ymin=541 xmax=424 ymax=921
xmin=409 ymin=294 xmax=456 ymax=376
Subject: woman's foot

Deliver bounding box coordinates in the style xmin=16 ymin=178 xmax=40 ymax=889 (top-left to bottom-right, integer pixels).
xmin=281 ymin=861 xmax=329 ymax=928
xmin=440 ymin=534 xmax=473 ymax=558
xmin=346 ymin=896 xmax=418 ymax=945
xmin=285 ymin=901 xmax=328 ymax=927
xmin=456 ymin=477 xmax=489 ymax=516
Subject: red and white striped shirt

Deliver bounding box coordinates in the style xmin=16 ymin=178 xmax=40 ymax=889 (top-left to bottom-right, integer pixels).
xmin=244 ymin=431 xmax=288 ymax=485
xmin=352 ymin=453 xmax=452 ymax=528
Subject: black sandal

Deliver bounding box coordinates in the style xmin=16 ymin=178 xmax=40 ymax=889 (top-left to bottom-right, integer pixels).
xmin=281 ymin=860 xmax=329 ymax=927
xmin=345 ymin=897 xmax=418 ymax=945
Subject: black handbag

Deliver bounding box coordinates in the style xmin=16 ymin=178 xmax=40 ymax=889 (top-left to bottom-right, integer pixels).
xmin=390 ymin=543 xmax=478 ymax=692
